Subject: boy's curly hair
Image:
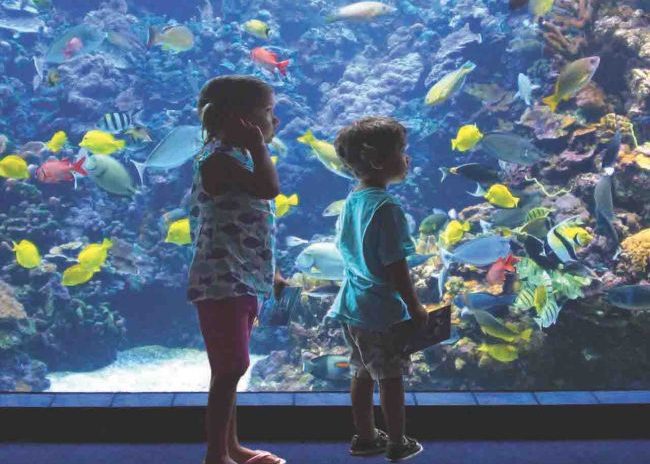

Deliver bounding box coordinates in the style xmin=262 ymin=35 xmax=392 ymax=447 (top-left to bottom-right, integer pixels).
xmin=198 ymin=75 xmax=273 ymax=142
xmin=334 ymin=116 xmax=407 ymax=179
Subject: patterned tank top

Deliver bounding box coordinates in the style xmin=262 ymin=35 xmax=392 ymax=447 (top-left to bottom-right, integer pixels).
xmin=187 ymin=140 xmax=276 ymax=303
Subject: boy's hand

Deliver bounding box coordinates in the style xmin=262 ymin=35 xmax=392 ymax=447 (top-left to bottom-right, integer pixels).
xmin=408 ymin=303 xmax=429 ymax=331
xmin=273 ymin=271 xmax=289 ymax=299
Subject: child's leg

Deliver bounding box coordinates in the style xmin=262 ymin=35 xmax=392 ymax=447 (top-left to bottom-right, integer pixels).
xmin=379 ymin=376 xmax=405 ymax=444
xmin=351 ymin=374 xmax=376 ymax=441
xmin=197 ymin=297 xmax=258 ymax=464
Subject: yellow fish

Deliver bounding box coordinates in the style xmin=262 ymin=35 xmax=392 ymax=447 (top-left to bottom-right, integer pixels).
xmin=559 ymin=225 xmax=593 ymax=247
xmin=529 ymin=0 xmax=554 ymax=18
xmin=275 ymin=193 xmax=299 ymax=218
xmin=533 ymin=285 xmax=547 ymax=314
xmin=425 ymin=61 xmax=476 ymax=106
xmin=439 ymin=220 xmax=471 ymax=248
xmin=0 ymin=155 xmax=30 ymax=179
xmin=12 ymin=240 xmax=41 ymax=269
xmin=45 ymin=131 xmax=67 ymax=153
xmin=297 ymin=130 xmax=353 ymax=179
xmin=242 ymin=19 xmax=271 ymax=39
xmin=165 ymin=218 xmax=191 ymax=245
xmin=451 ymin=124 xmax=483 ymax=152
xmin=471 ymin=184 xmax=520 ymax=208
xmin=478 ymin=343 xmax=519 ymax=363
xmin=62 ymin=264 xmax=95 ymax=286
xmin=78 ymin=238 xmax=113 ymax=272
xmin=79 ymin=130 xmax=126 ymax=155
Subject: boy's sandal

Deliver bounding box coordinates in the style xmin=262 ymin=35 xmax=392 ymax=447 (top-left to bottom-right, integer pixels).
xmin=350 ymin=428 xmax=389 ymax=456
xmin=244 ymin=451 xmax=286 ymax=464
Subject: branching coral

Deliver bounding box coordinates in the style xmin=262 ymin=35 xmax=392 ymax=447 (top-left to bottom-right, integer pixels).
xmin=621 ymin=228 xmax=650 ymax=272
xmin=540 ymin=0 xmax=594 ymax=59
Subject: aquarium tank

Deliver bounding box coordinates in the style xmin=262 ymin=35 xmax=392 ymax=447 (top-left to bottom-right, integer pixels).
xmin=0 ymin=0 xmax=649 ymax=394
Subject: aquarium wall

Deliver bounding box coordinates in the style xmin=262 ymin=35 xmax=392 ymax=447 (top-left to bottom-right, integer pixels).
xmin=1 ymin=0 xmax=649 ymax=393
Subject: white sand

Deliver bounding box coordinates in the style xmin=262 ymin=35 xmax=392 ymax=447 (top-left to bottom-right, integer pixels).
xmin=45 ymin=345 xmax=265 ymax=392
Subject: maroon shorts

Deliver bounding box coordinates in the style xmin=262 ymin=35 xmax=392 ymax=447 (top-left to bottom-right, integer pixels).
xmin=196 ymin=295 xmax=259 ymax=377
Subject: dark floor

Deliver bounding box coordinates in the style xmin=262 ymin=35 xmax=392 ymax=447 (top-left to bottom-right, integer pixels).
xmin=1 ymin=440 xmax=649 ymax=464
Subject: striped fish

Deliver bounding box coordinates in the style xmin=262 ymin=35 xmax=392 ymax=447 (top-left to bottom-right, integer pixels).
xmin=514 ymin=284 xmax=536 ymax=311
xmin=98 ymin=111 xmax=137 ymax=133
xmin=534 ymin=297 xmax=561 ymax=329
xmin=525 ymin=207 xmax=553 ymax=222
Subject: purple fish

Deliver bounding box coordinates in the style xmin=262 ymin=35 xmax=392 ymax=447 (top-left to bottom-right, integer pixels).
xmin=243 ymin=236 xmax=262 ymax=248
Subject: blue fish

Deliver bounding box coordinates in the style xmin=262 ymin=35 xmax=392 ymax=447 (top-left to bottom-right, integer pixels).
xmin=454 ymin=292 xmax=517 ymax=317
xmin=438 ymin=235 xmax=511 ymax=298
xmin=606 ymin=285 xmax=650 ymax=310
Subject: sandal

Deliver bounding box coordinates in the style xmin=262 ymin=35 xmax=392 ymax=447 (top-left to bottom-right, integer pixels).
xmin=244 ymin=450 xmax=286 ymax=464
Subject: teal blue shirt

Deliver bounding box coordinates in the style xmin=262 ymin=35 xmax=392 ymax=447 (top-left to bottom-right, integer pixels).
xmin=326 ymin=187 xmax=416 ymax=331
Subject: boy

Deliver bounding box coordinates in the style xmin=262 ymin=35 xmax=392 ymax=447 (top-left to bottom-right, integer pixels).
xmin=326 ymin=117 xmax=428 ymax=462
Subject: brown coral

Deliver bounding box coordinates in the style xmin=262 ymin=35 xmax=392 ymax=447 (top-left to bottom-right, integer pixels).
xmin=541 ymin=0 xmax=594 ymax=59
xmin=621 ymin=228 xmax=650 ymax=272
xmin=0 ymin=280 xmax=27 ymax=321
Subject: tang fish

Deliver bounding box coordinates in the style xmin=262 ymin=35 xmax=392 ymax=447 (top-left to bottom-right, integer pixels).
xmin=606 ymin=285 xmax=650 ymax=310
xmin=514 ymin=73 xmax=539 ymax=106
xmin=83 ymin=155 xmax=137 ymax=196
xmin=439 ymin=163 xmax=501 ymax=185
xmin=297 ymin=130 xmax=353 ymax=179
xmin=454 ymin=292 xmax=517 ymax=316
xmin=303 ymin=354 xmax=350 ymax=381
xmin=147 ymin=25 xmax=194 ymax=53
xmin=425 ymin=61 xmax=476 ymax=106
xmin=165 ymin=218 xmax=191 ymax=246
xmin=327 ymin=2 xmax=396 ymax=22
xmin=470 ymin=183 xmax=520 ymax=209
xmin=275 ymin=193 xmax=299 ymax=218
xmin=295 ymin=241 xmax=345 ymax=281
xmin=0 ymin=155 xmax=30 ymax=179
xmin=451 ymin=124 xmax=483 ymax=152
xmin=441 ymin=235 xmax=511 ymax=267
xmin=529 ymin=0 xmax=554 ymax=18
xmin=62 ymin=264 xmax=95 ymax=286
xmin=439 ymin=219 xmax=471 ymax=248
xmin=543 ymin=56 xmax=600 ymax=112
xmin=480 ymin=132 xmax=545 ymax=166
xmin=242 ymin=19 xmax=271 ymax=39
xmin=79 ymin=130 xmax=126 ymax=156
xmin=286 ymin=236 xmax=309 ymax=247
xmin=78 ymin=239 xmax=112 ymax=271
xmin=601 ymin=126 xmax=621 ymax=175
xmin=251 ymin=47 xmax=290 ymax=76
xmin=132 ymin=125 xmax=203 ymax=184
xmin=45 ymin=131 xmax=68 ymax=153
xmin=12 ymin=240 xmax=41 ymax=269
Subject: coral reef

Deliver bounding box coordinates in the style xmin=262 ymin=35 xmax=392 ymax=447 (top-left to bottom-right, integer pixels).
xmin=620 ymin=228 xmax=650 ymax=272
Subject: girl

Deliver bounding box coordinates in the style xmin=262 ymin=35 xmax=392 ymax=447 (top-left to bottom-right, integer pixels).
xmin=188 ymin=75 xmax=287 ymax=464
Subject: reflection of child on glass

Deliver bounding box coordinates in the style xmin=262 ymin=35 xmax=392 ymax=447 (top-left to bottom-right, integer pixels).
xmin=188 ymin=75 xmax=287 ymax=464
xmin=326 ymin=117 xmax=427 ymax=462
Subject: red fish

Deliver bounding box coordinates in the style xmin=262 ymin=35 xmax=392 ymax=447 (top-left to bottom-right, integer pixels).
xmin=36 ymin=157 xmax=87 ymax=185
xmin=486 ymin=254 xmax=519 ymax=286
xmin=250 ymin=47 xmax=290 ymax=76
xmin=63 ymin=37 xmax=84 ymax=59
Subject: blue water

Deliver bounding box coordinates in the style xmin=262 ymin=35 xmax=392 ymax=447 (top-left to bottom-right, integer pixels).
xmin=0 ymin=0 xmax=649 ymax=393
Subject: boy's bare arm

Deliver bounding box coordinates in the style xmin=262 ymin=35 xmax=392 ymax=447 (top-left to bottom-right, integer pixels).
xmin=385 ymin=258 xmax=428 ymax=327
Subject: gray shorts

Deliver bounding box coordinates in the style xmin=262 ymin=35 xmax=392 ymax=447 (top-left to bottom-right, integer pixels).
xmin=342 ymin=323 xmax=411 ymax=381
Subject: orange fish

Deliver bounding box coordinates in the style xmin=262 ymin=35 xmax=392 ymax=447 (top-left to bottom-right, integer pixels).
xmin=250 ymin=47 xmax=290 ymax=76
xmin=486 ymin=254 xmax=519 ymax=286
